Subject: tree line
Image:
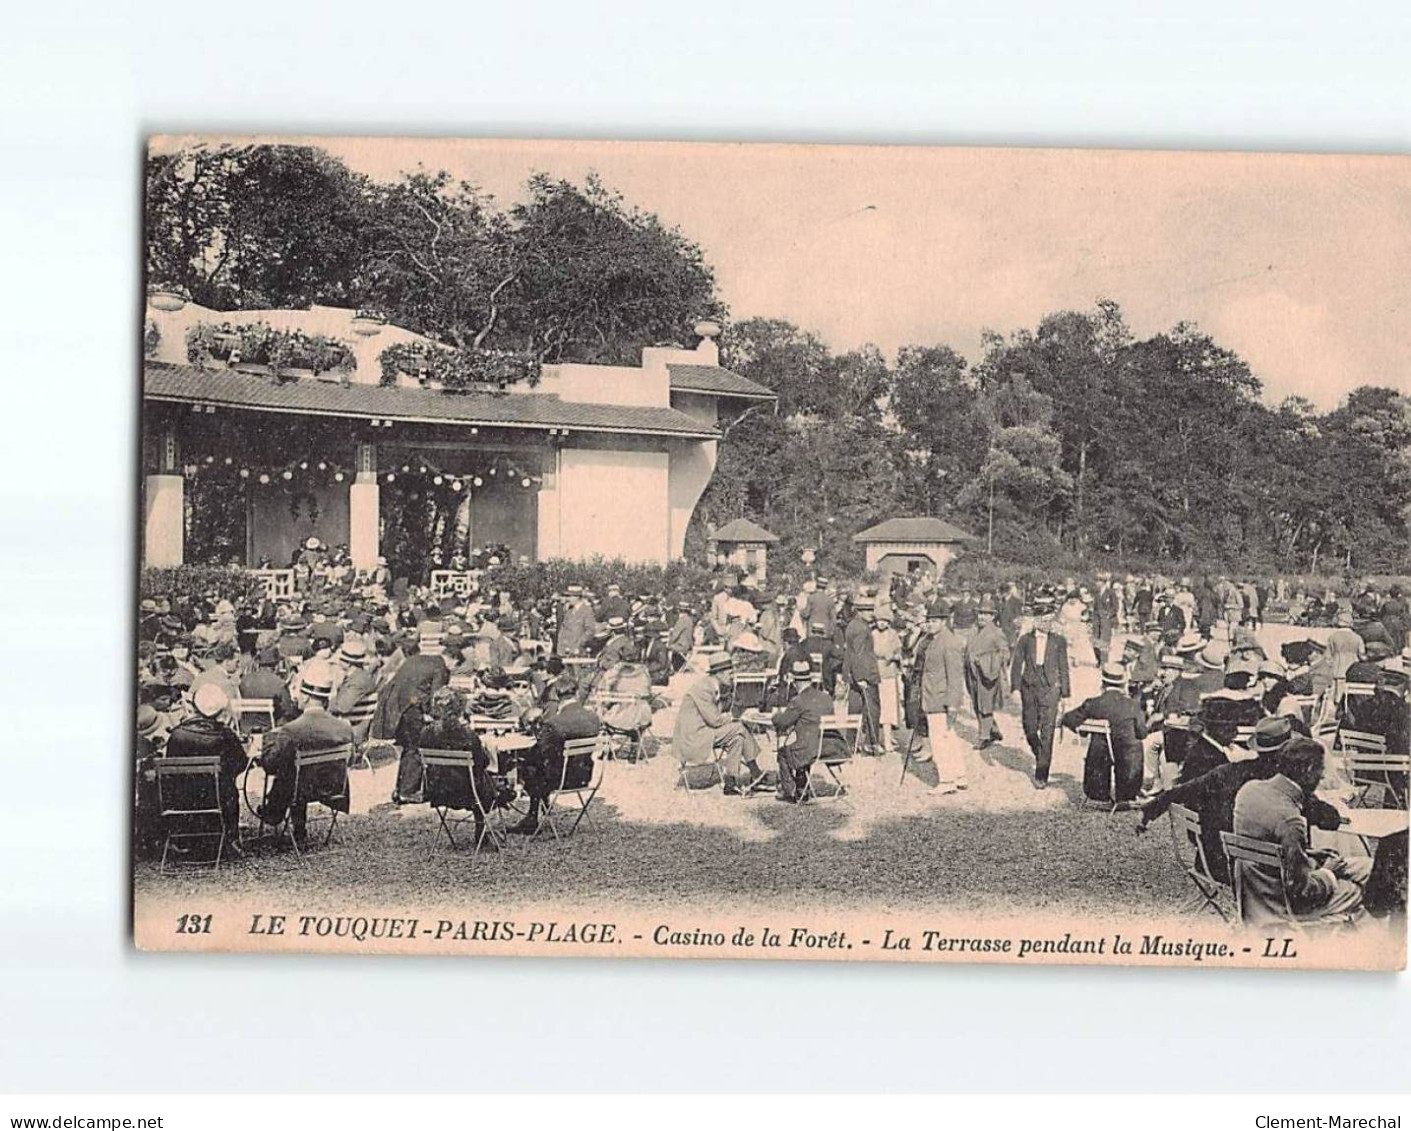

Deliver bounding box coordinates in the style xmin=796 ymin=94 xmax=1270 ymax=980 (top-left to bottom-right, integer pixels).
xmin=146 ymin=144 xmax=1411 ymax=578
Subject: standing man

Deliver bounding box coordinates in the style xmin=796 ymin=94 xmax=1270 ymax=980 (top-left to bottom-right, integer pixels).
xmin=801 ymin=577 xmax=837 ymax=641
xmin=920 ymin=601 xmax=970 ymax=795
xmin=965 ymin=600 xmax=1011 ymax=750
xmin=556 ymin=585 xmax=597 ymax=657
xmin=1009 ymin=613 xmax=1070 ymax=789
xmin=842 ymin=594 xmax=882 ymax=755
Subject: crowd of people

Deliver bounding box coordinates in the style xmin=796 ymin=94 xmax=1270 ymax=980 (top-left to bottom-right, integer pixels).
xmin=135 ymin=549 xmax=1409 ymax=930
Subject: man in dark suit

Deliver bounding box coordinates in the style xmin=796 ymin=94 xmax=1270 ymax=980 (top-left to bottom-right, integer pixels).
xmin=1010 ymin=614 xmax=1070 ymax=788
xmin=1061 ymin=662 xmax=1148 ymax=805
xmin=257 ymin=660 xmax=354 ymax=843
xmin=770 ymin=660 xmax=841 ymax=802
xmin=164 ymin=684 xmax=248 ymax=836
xmin=843 ymin=596 xmax=882 ymax=754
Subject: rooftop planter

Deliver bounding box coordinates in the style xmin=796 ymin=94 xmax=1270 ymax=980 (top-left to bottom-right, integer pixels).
xmin=350 ymin=310 xmax=388 ymax=336
xmin=147 ymin=283 xmax=188 ymax=312
xmin=377 ymin=341 xmax=539 ymax=393
xmin=185 ymin=321 xmax=357 ymax=379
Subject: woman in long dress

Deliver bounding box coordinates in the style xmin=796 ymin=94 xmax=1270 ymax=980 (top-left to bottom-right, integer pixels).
xmin=872 ymin=613 xmax=905 ymax=753
xmin=1056 ymin=590 xmax=1100 ymax=704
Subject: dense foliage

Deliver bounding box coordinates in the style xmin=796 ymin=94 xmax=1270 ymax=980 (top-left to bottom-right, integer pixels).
xmin=147 ymin=144 xmax=1411 ymax=580
xmin=185 ymin=321 xmax=356 ymax=375
xmin=376 ymin=341 xmax=538 ymax=391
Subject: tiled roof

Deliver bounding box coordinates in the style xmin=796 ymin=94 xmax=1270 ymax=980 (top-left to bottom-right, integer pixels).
xmin=143 ymin=363 xmax=720 ymax=440
xmin=667 ymin=364 xmax=776 ymax=401
xmin=711 ymin=517 xmax=779 ymax=543
xmin=853 ymin=517 xmax=971 ymax=544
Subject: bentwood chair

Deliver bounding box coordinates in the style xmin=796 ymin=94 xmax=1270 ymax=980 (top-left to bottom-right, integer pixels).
xmin=1166 ymin=803 xmax=1231 ymax=921
xmin=538 ymin=734 xmax=608 ymax=841
xmin=154 ymin=756 xmax=228 ymax=873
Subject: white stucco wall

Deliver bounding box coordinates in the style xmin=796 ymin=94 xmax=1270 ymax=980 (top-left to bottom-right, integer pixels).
xmin=863 ymin=541 xmax=959 ymax=574
xmin=557 ymin=448 xmax=671 ymax=563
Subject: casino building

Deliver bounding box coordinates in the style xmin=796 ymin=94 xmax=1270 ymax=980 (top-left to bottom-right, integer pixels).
xmin=139 ymin=297 xmax=774 ymax=574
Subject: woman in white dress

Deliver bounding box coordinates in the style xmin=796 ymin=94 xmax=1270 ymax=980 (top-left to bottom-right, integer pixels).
xmin=1056 ymin=590 xmax=1100 ymax=703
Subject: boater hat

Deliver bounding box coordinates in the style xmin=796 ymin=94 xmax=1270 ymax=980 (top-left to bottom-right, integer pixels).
xmin=1100 ymin=662 xmax=1128 ymax=688
xmin=1174 ymin=632 xmax=1204 ymax=655
xmin=192 ymin=683 xmax=229 ymax=719
xmin=789 ymin=660 xmax=813 ymax=680
xmin=338 ymin=638 xmax=368 ymax=666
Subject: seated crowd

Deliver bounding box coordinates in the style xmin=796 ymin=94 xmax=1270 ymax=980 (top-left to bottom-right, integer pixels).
xmin=135 ymin=553 xmax=1408 ymax=929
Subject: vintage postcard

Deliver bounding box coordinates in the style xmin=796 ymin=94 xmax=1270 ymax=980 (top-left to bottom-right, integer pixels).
xmin=133 ymin=136 xmax=1409 ymax=968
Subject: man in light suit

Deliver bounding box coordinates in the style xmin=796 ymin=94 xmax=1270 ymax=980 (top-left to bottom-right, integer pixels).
xmin=257 ymin=660 xmax=354 ymax=843
xmin=671 ymin=652 xmax=764 ymax=795
xmin=1009 ymin=614 xmax=1070 ymax=788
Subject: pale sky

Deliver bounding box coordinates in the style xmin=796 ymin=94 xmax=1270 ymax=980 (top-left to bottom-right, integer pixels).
xmin=157 ymin=135 xmax=1410 ymax=409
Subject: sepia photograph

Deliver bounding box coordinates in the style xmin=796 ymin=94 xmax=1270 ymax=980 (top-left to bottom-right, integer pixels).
xmin=132 ymin=135 xmax=1409 ymax=969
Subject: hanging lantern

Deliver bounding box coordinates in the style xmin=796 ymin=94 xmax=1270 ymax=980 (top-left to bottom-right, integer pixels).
xmin=521 ymin=477 xmax=532 ymax=488
xmin=239 ymin=468 xmax=249 ymax=479
xmin=488 ymin=467 xmax=496 ymax=476
xmin=299 ymin=461 xmax=308 ymax=470
xmin=451 ymin=480 xmax=463 ymax=491
xmin=334 ymin=471 xmax=345 ymax=483
xmin=473 ymin=476 xmax=483 ymax=488
xmin=223 ymin=456 xmax=233 ymax=465
xmin=433 ymin=475 xmax=443 ymax=485
xmin=418 ymin=465 xmax=427 ymax=474
xmin=204 ymin=455 xmax=214 ymax=465
xmin=386 ymin=472 xmax=396 ymax=482
xmin=259 ymin=473 xmax=271 ymax=485
xmin=317 ymin=461 xmax=327 ymax=471
xmin=401 ymin=464 xmax=410 ymax=473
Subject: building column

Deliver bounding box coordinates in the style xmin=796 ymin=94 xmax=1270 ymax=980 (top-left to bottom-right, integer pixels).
xmin=143 ymin=428 xmax=183 ymax=567
xmin=349 ymin=442 xmax=380 ymax=571
xmin=536 ymin=445 xmax=561 ymax=561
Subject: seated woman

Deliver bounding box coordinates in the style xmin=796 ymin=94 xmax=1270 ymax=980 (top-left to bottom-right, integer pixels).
xmin=418 ymin=687 xmax=496 ymax=849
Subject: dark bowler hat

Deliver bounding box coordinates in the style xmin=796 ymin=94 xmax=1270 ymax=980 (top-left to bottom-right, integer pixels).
xmin=1251 ymin=715 xmax=1295 ymax=757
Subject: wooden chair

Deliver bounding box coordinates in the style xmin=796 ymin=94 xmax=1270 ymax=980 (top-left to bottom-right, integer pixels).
xmin=729 ymin=671 xmax=771 ymax=717
xmin=1167 ymin=803 xmax=1231 ymax=921
xmin=538 ymin=734 xmax=607 ymax=841
xmin=1219 ymin=831 xmax=1358 ymax=930
xmin=154 ymin=756 xmax=228 ymax=873
xmin=340 ymin=690 xmax=380 ymax=770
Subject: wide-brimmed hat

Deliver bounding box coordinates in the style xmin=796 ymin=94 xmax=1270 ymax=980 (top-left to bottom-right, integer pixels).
xmin=1251 ymin=715 xmax=1295 ymax=757
xmin=1197 ymin=642 xmax=1228 ymax=671
xmin=305 ymin=537 xmax=321 ymax=550
xmin=976 ymin=599 xmax=997 ymax=616
xmin=565 ymin=584 xmax=584 ymax=596
xmin=1367 ymin=639 xmax=1394 ymax=660
xmin=706 ymin=652 xmax=734 ymax=674
xmin=137 ymin=704 xmax=162 ymax=737
xmin=607 ymin=615 xmax=627 ymax=630
xmin=927 ymin=601 xmax=950 ymax=620
xmin=192 ymin=683 xmax=228 ymax=719
xmin=1174 ymin=632 xmax=1204 ymax=655
xmin=732 ymin=631 xmax=765 ymax=652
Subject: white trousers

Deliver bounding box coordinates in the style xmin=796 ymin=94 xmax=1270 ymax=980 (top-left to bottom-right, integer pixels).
xmin=928 ymin=711 xmax=968 ymax=785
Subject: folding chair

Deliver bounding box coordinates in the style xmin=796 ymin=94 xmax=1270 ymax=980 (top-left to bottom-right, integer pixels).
xmin=341 ymin=689 xmax=380 ymax=771
xmin=229 ymin=697 xmax=276 ymax=739
xmin=470 ymin=715 xmax=518 ymax=737
xmin=419 ymin=632 xmax=445 ymax=657
xmin=675 ymin=745 xmax=727 ymax=791
xmin=422 ymin=747 xmax=509 ymax=862
xmin=154 ymin=756 xmax=228 ymax=873
xmin=448 ymin=674 xmax=478 ymax=693
xmin=1342 ymin=681 xmax=1377 ymax=708
xmin=538 ymin=734 xmax=607 ymax=841
xmin=1076 ymin=719 xmax=1120 ymax=813
xmin=729 ymin=671 xmax=771 ymax=717
xmin=802 ymin=713 xmax=860 ymax=803
xmin=1166 ymin=803 xmax=1231 ymax=921
xmin=1219 ymin=831 xmax=1359 ymax=930
xmin=592 ymin=691 xmax=652 ymax=763
xmin=808 ymin=652 xmax=825 ymax=688
xmin=1339 ymin=733 xmax=1407 ymax=809
xmin=278 ymin=743 xmax=352 ymax=859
